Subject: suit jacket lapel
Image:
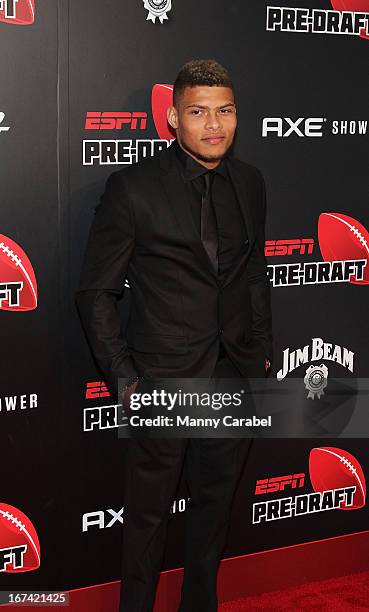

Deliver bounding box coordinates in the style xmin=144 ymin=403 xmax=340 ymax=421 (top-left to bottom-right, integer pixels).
xmin=158 ymin=142 xmax=256 ymax=288
xmin=221 ymin=159 xmax=256 ymax=289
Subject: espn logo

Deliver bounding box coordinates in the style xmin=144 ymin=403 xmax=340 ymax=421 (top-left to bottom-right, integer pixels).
xmin=85 ymin=112 xmax=147 ymax=130
xmin=85 ymin=381 xmax=111 ymax=400
xmin=265 ymin=239 xmax=314 ymax=256
xmin=0 ymin=0 xmax=34 ymax=25
xmin=255 ymin=473 xmax=305 ymax=495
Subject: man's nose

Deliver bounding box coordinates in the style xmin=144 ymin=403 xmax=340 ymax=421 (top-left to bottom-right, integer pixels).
xmin=204 ymin=112 xmax=222 ymax=130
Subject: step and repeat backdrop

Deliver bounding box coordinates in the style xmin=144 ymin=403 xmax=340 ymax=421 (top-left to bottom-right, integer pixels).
xmin=0 ymin=0 xmax=368 ymax=595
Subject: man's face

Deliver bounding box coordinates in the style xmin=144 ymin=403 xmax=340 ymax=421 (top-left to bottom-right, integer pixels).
xmin=167 ymin=85 xmax=237 ymax=167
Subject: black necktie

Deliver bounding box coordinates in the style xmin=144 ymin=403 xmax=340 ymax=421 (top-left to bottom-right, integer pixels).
xmin=201 ymin=171 xmax=218 ymax=274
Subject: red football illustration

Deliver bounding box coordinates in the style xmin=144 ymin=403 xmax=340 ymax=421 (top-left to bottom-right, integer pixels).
xmin=151 ymin=83 xmax=176 ymax=141
xmin=309 ymin=447 xmax=366 ymax=510
xmin=330 ymin=1 xmax=369 ymax=40
xmin=0 ymin=503 xmax=40 ymax=572
xmin=318 ymin=212 xmax=369 ymax=285
xmin=0 ymin=233 xmax=38 ymax=311
xmin=0 ymin=0 xmax=35 ymax=25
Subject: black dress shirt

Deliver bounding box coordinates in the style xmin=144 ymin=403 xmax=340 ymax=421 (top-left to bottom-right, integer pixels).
xmin=173 ymin=139 xmax=247 ymax=283
xmin=173 ymin=139 xmax=247 ymax=361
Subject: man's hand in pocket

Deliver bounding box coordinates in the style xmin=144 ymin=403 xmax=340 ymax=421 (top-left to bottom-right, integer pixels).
xmin=121 ymin=377 xmax=143 ymax=411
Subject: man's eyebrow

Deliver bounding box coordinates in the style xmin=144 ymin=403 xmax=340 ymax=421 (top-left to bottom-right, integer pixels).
xmin=185 ymin=103 xmax=236 ymax=110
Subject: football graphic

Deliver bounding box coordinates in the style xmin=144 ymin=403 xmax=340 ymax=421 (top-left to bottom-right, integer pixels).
xmin=151 ymin=83 xmax=176 ymax=141
xmin=309 ymin=446 xmax=366 ymax=510
xmin=0 ymin=0 xmax=35 ymax=25
xmin=318 ymin=212 xmax=369 ymax=285
xmin=0 ymin=233 xmax=38 ymax=311
xmin=0 ymin=503 xmax=40 ymax=572
xmin=330 ymin=1 xmax=369 ymax=40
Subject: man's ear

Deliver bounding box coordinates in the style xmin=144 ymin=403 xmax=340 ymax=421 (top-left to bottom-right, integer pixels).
xmin=167 ymin=106 xmax=178 ymax=130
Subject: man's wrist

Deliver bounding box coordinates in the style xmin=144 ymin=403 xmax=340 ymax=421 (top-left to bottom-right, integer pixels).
xmin=121 ymin=375 xmax=144 ymax=393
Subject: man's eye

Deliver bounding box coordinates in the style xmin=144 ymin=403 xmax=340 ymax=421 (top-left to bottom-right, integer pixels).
xmin=220 ymin=109 xmax=233 ymax=113
xmin=190 ymin=110 xmax=201 ymax=115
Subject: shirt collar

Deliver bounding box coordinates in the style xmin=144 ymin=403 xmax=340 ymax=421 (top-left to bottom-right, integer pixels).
xmin=173 ymin=138 xmax=229 ymax=182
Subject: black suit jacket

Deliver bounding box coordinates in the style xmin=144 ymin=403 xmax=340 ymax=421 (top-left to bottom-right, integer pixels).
xmin=75 ymin=140 xmax=273 ymax=395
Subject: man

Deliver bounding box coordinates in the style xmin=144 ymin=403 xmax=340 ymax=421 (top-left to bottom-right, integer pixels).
xmin=75 ymin=59 xmax=272 ymax=611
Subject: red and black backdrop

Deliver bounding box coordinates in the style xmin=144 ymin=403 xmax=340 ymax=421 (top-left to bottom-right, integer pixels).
xmin=0 ymin=0 xmax=368 ymax=602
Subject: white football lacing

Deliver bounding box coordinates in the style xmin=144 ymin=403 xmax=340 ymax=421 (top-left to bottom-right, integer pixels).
xmin=326 ymin=214 xmax=369 ymax=256
xmin=2 ymin=510 xmax=24 ymax=531
xmin=0 ymin=242 xmax=21 ymax=267
xmin=0 ymin=240 xmax=37 ymax=304
xmin=317 ymin=447 xmax=366 ymax=500
xmin=0 ymin=508 xmax=40 ymax=564
xmin=340 ymin=455 xmax=356 ymax=475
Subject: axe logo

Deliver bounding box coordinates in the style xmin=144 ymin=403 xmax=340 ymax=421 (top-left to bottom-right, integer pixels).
xmin=82 ymin=507 xmax=124 ymax=532
xmin=262 ymin=117 xmax=326 ymax=137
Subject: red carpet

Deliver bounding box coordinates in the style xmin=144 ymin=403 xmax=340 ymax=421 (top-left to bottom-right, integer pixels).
xmin=1 ymin=570 xmax=368 ymax=610
xmin=219 ymin=570 xmax=369 ymax=611
xmin=2 ymin=531 xmax=369 ymax=610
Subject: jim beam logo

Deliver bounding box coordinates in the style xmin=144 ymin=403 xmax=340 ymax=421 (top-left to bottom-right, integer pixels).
xmin=143 ymin=0 xmax=171 ymax=23
xmin=277 ymin=337 xmax=354 ymax=399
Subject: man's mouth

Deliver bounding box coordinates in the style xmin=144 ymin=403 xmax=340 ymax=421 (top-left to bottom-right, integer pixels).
xmin=202 ymin=136 xmax=225 ymax=145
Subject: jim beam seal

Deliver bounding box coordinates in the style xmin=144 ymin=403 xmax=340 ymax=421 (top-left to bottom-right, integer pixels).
xmin=143 ymin=0 xmax=172 ymax=23
xmin=304 ymin=364 xmax=328 ymax=400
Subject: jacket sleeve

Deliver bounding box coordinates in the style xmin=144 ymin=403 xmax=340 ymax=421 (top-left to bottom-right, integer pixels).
xmin=246 ymin=169 xmax=273 ymax=364
xmin=74 ymin=171 xmax=139 ymax=398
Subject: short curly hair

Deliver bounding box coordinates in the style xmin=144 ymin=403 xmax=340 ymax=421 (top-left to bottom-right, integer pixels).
xmin=173 ymin=59 xmax=235 ymax=107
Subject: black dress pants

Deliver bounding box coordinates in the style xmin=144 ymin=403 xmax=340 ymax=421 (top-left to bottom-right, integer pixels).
xmin=119 ymin=354 xmax=253 ymax=612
